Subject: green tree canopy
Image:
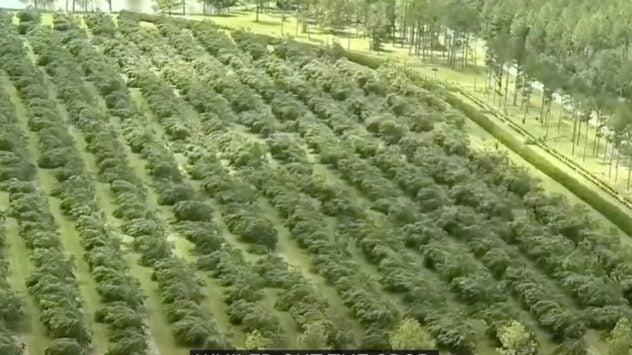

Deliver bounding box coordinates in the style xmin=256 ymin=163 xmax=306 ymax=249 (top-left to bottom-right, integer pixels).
xmin=389 ymin=318 xmax=435 ymax=350
xmin=608 ymin=318 xmax=632 ymax=355
xmin=495 ymin=320 xmax=538 ymax=355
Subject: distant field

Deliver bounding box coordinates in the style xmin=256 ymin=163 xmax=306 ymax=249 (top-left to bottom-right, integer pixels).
xmin=3 ymin=8 xmax=632 ymax=355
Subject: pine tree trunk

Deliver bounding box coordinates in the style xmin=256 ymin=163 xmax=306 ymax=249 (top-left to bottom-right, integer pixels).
xmin=503 ymin=68 xmax=510 ymax=110
xmin=408 ymin=26 xmax=415 ymax=55
xmin=571 ymin=113 xmax=579 ymax=155
xmin=545 ymin=100 xmax=552 ymax=136
xmin=556 ymin=104 xmax=564 ymax=132
xmin=416 ymin=24 xmax=422 ymax=57
xmin=609 ymin=144 xmax=616 ymax=178
xmin=627 ymin=154 xmax=632 ymax=190
xmin=512 ymin=69 xmax=521 ymax=106
xmin=443 ymin=28 xmax=449 ymax=59
xmin=463 ymin=34 xmax=468 ymax=68
xmin=256 ymin=1 xmax=260 ymax=22
xmin=615 ymin=148 xmax=621 ymax=181
xmin=593 ymin=127 xmax=600 ymax=156
xmin=401 ymin=24 xmax=407 ymax=48
xmin=539 ymin=92 xmax=546 ymax=126
xmin=582 ymin=118 xmax=589 ymax=161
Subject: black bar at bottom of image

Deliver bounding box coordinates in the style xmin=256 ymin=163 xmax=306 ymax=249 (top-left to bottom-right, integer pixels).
xmin=189 ymin=351 xmax=440 ymax=355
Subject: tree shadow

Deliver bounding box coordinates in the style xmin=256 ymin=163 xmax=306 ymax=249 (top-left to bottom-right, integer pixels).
xmin=208 ymin=12 xmax=238 ymax=18
xmin=294 ymin=34 xmax=324 ymax=44
xmin=454 ymin=65 xmax=486 ymax=75
xmin=251 ymin=19 xmax=279 ymax=27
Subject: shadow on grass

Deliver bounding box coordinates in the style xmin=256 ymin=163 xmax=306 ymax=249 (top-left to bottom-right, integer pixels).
xmin=457 ymin=65 xmax=486 ymax=75
xmin=207 ymin=12 xmax=239 ymax=18
xmin=250 ymin=19 xmax=280 ymax=27
xmin=295 ymin=35 xmax=324 ymax=44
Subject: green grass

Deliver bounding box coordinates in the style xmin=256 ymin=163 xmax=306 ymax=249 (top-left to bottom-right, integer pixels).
xmin=452 ymin=89 xmax=632 ymax=243
xmin=195 ymin=9 xmax=632 ymax=227
xmin=1 ymin=72 xmax=112 ymax=354
xmin=4 ymin=9 xmax=621 ymax=354
xmin=1 ymin=192 xmax=51 ymax=355
xmin=70 ymin=138 xmax=187 ymax=355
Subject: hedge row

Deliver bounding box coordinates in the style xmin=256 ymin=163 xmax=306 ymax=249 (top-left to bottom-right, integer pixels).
xmin=36 ymin=12 xmax=231 ymax=349
xmin=0 ymin=67 xmax=27 ymax=355
xmin=239 ymin=27 xmax=632 ymax=240
xmin=326 ymin=45 xmax=632 ymax=239
xmin=120 ymin=13 xmax=367 ymax=347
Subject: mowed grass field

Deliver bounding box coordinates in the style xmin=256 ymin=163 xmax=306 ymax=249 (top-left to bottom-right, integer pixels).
xmin=3 ymin=9 xmax=632 ymax=355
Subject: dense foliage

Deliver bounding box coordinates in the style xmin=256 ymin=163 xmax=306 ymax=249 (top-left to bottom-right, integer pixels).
xmin=3 ymin=6 xmax=632 ymax=354
xmin=0 ymin=73 xmax=26 ymax=355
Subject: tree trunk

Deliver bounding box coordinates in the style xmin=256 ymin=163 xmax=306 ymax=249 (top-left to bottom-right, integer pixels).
xmin=281 ymin=14 xmax=285 ymax=35
xmin=627 ymin=154 xmax=632 ymax=190
xmin=503 ymin=67 xmax=510 ymax=110
xmin=544 ymin=100 xmax=550 ymax=139
xmin=512 ymin=69 xmax=521 ymax=106
xmin=556 ymin=104 xmax=563 ymax=132
xmin=486 ymin=69 xmax=492 ymax=94
xmin=443 ymin=28 xmax=448 ymax=58
xmin=609 ymin=144 xmax=616 ymax=178
xmin=576 ymin=119 xmax=583 ymax=146
xmin=593 ymin=126 xmax=600 ymax=156
xmin=539 ymin=92 xmax=546 ymax=126
xmin=256 ymin=1 xmax=260 ymax=22
xmin=408 ymin=26 xmax=415 ymax=55
xmin=462 ymin=34 xmax=468 ymax=68
xmin=582 ymin=117 xmax=589 ymax=161
xmin=452 ymin=33 xmax=458 ymax=67
xmin=430 ymin=26 xmax=435 ymax=63
xmin=571 ymin=113 xmax=579 ymax=155
xmin=615 ymin=148 xmax=621 ymax=182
